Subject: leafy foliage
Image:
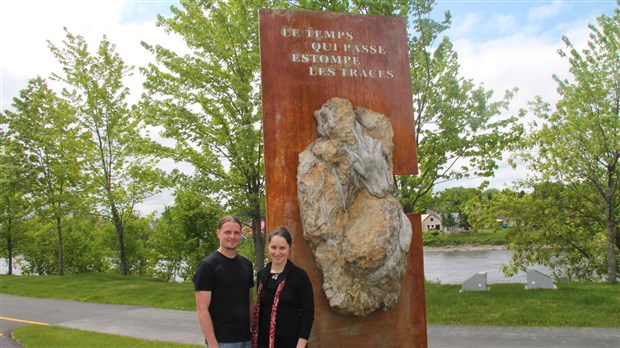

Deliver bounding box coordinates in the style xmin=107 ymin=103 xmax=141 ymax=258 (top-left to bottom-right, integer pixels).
xmin=149 ymin=180 xmax=221 ymax=281
xmin=2 ymin=77 xmax=84 ymax=275
xmin=141 ymin=0 xmax=268 ymax=269
xmin=431 ymin=186 xmax=481 ymax=229
xmin=397 ymin=0 xmax=524 ymax=213
xmin=514 ymin=6 xmax=620 ymax=283
xmin=48 ymin=29 xmax=166 ymax=275
xmin=0 ymin=134 xmax=33 ymax=275
xmin=495 ymin=182 xmax=612 ymax=282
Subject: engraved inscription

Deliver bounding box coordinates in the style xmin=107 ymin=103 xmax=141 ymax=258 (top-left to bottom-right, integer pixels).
xmin=280 ymin=26 xmax=395 ymax=79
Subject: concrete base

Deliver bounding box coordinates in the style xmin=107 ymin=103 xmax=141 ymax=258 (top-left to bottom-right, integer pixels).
xmin=460 ymin=272 xmax=490 ymax=292
xmin=526 ymin=269 xmax=557 ymax=290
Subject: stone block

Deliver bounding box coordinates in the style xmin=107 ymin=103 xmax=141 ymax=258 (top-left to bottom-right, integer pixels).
xmin=525 ymin=269 xmax=557 ymax=289
xmin=298 ymin=98 xmax=411 ymax=316
xmin=460 ymin=272 xmax=490 ymax=292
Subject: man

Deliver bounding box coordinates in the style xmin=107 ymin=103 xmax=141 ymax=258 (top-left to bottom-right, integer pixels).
xmin=194 ymin=215 xmax=255 ymax=348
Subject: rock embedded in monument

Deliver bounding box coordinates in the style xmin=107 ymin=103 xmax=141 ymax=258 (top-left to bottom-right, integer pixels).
xmin=297 ymin=97 xmax=412 ymax=316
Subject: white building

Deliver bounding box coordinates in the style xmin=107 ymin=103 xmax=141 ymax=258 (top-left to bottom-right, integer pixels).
xmin=421 ymin=212 xmax=443 ymax=232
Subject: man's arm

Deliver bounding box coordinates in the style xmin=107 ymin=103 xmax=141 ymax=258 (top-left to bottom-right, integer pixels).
xmin=196 ymin=290 xmax=218 ymax=348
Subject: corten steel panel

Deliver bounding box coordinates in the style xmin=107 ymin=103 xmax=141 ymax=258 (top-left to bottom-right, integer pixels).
xmin=260 ymin=9 xmax=425 ymax=347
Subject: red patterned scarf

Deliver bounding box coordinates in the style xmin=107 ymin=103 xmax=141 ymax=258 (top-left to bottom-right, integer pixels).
xmin=252 ymin=277 xmax=287 ymax=348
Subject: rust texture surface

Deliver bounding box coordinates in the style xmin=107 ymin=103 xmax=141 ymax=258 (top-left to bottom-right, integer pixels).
xmin=260 ymin=9 xmax=425 ymax=347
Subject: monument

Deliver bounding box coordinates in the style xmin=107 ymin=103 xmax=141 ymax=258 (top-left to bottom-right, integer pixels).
xmin=259 ymin=9 xmax=426 ymax=346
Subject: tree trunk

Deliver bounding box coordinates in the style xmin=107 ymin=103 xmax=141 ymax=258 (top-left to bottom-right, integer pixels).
xmin=605 ymin=192 xmax=617 ymax=284
xmin=248 ymin=174 xmax=266 ymax=272
xmin=57 ymin=215 xmax=64 ymax=276
xmin=7 ymin=235 xmax=13 ymax=276
xmin=252 ymin=213 xmax=265 ymax=273
xmin=111 ymin=204 xmax=128 ymax=276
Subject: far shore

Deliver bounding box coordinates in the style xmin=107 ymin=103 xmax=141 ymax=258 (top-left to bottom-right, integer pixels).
xmin=423 ymin=244 xmax=508 ymax=252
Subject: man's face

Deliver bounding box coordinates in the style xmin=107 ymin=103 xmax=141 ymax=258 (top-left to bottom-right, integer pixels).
xmin=216 ymin=221 xmax=242 ymax=251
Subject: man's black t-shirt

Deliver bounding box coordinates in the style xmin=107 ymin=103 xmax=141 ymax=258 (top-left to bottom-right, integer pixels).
xmin=194 ymin=251 xmax=254 ymax=343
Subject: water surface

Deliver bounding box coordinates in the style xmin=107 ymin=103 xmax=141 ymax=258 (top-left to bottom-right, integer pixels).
xmin=423 ymin=249 xmax=553 ymax=285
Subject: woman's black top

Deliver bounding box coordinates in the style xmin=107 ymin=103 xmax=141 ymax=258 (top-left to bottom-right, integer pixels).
xmin=256 ymin=260 xmax=314 ymax=348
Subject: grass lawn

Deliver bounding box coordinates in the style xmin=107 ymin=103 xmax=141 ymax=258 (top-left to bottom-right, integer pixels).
xmin=12 ymin=326 xmax=202 ymax=348
xmin=425 ymin=282 xmax=620 ymax=327
xmin=423 ymin=229 xmax=513 ymax=246
xmin=1 ymin=272 xmax=195 ymax=310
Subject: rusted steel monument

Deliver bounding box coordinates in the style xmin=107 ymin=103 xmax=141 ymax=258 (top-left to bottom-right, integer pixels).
xmin=259 ymin=9 xmax=426 ymax=347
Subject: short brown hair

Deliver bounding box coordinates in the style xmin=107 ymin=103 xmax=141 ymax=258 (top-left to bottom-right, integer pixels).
xmin=217 ymin=215 xmax=242 ymax=229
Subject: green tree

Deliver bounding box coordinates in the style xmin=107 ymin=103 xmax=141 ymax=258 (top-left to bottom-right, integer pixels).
xmin=462 ymin=187 xmax=517 ymax=233
xmin=440 ymin=212 xmax=456 ymax=233
xmin=141 ymin=0 xmax=269 ymax=270
xmin=463 ymin=189 xmax=496 ymax=233
xmin=18 ymin=214 xmax=111 ymax=275
xmin=516 ymin=6 xmax=619 ymax=283
xmin=397 ymin=0 xmax=524 ymax=213
xmin=0 ymin=136 xmax=32 ymax=275
xmin=149 ymin=206 xmax=190 ymax=282
xmin=122 ymin=214 xmax=157 ymax=276
xmin=3 ymin=77 xmax=83 ymax=275
xmin=48 ymin=29 xmax=165 ymax=276
xmin=19 ymin=216 xmax=57 ymax=275
xmin=61 ymin=216 xmax=110 ymax=273
xmin=500 ymin=182 xmax=611 ymax=281
xmin=288 ymin=0 xmax=409 ymax=14
xmin=149 ymin=179 xmax=221 ymax=281
xmin=432 ymin=186 xmax=480 ymax=230
xmin=433 ymin=186 xmax=480 ymax=212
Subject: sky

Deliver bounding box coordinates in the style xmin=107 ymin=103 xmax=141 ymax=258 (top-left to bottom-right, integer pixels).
xmin=1 ymin=0 xmax=618 ymax=215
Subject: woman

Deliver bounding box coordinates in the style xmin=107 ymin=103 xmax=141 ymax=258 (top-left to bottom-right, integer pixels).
xmin=252 ymin=227 xmax=314 ymax=348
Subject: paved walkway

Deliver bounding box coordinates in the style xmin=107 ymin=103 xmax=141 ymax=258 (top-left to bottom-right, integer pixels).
xmin=2 ymin=294 xmax=619 ymax=347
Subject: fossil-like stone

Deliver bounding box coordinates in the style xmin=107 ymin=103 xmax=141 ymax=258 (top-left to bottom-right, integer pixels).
xmin=297 ymin=97 xmax=412 ymax=316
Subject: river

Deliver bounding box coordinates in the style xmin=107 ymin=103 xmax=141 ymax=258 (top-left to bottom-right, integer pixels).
xmin=424 ymin=248 xmax=554 ymax=284
xmin=2 ymin=249 xmax=553 ymax=284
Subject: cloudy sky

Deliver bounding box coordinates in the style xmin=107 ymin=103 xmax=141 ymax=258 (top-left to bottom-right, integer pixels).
xmin=433 ymin=0 xmax=616 ymax=190
xmin=1 ymin=0 xmax=617 ymax=215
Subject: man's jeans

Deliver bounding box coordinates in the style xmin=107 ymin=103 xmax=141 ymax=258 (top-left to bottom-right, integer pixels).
xmin=206 ymin=340 xmax=251 ymax=348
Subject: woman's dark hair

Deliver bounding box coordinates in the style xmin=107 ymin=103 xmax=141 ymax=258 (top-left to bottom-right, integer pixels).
xmin=269 ymin=226 xmax=292 ymax=247
xmin=217 ymin=215 xmax=242 ymax=229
